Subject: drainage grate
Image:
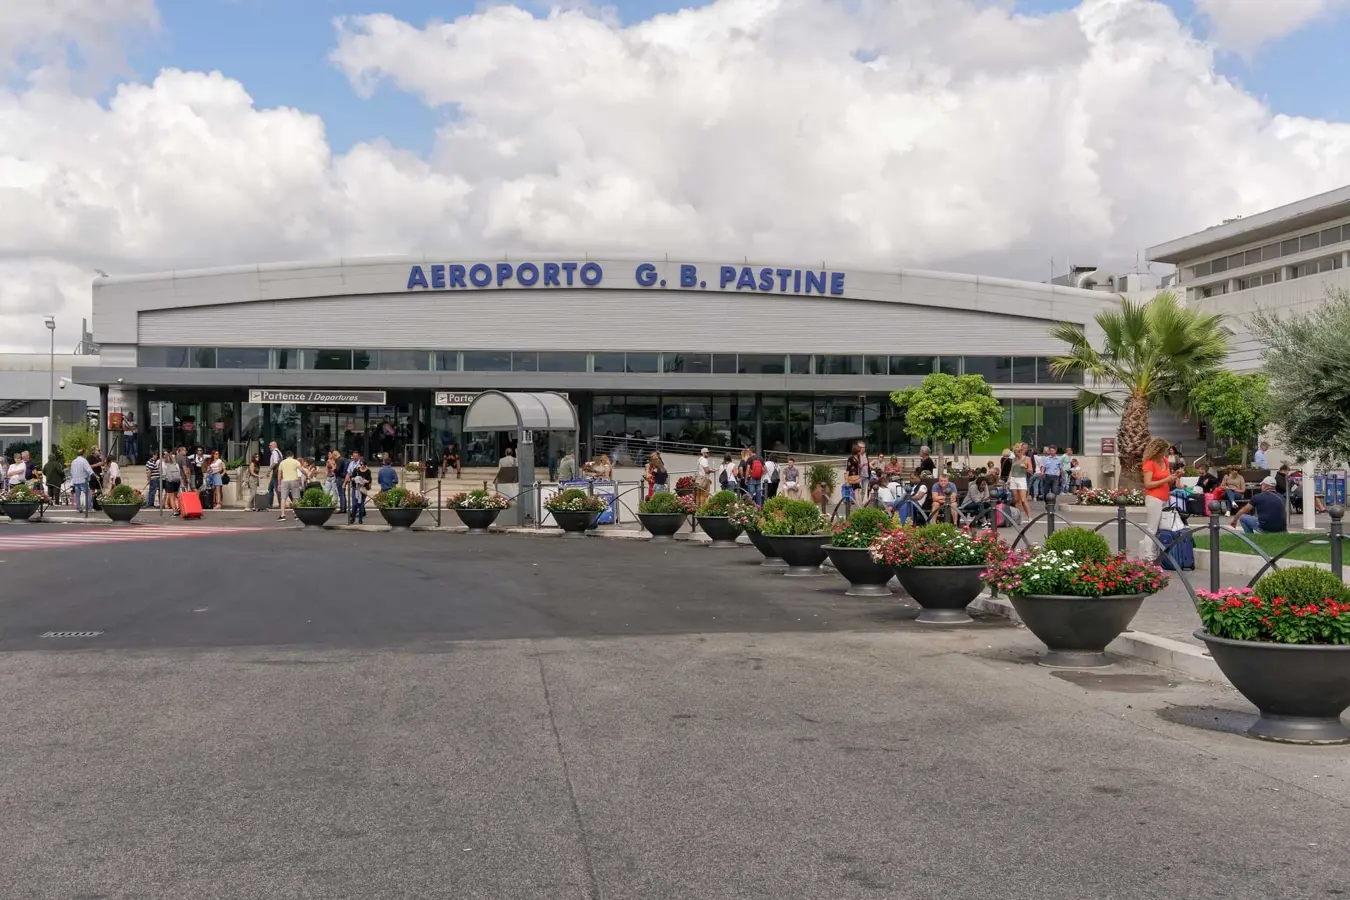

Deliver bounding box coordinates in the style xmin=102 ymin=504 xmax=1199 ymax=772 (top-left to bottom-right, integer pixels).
xmin=40 ymin=631 xmax=104 ymax=639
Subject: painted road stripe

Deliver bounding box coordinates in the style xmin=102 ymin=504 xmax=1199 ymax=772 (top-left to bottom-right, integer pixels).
xmin=0 ymin=526 xmax=257 ymax=552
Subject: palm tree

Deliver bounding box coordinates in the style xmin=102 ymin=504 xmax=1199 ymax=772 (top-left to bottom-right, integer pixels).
xmin=1048 ymin=292 xmax=1229 ymax=487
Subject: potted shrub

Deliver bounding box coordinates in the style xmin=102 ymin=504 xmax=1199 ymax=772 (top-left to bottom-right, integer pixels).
xmin=1196 ymin=568 xmax=1350 ymax=743
xmin=871 ymin=524 xmax=1006 ymax=623
xmin=760 ymin=498 xmax=831 ymax=576
xmin=373 ymin=486 xmax=428 ymax=530
xmin=292 ymin=486 xmax=337 ymax=529
xmin=1 ymin=483 xmax=43 ymax=522
xmin=696 ymin=490 xmax=747 ymax=549
xmin=447 ymin=489 xmax=510 ymax=533
xmin=806 ymin=462 xmax=838 ymax=511
xmin=984 ymin=527 xmax=1168 ymax=668
xmin=674 ymin=475 xmax=696 ymax=498
xmin=637 ymin=490 xmax=689 ymax=541
xmin=744 ymin=496 xmax=791 ymax=568
xmin=546 ymin=488 xmax=606 ymax=537
xmin=826 ymin=507 xmax=900 ymax=596
xmin=102 ymin=483 xmax=145 ymax=525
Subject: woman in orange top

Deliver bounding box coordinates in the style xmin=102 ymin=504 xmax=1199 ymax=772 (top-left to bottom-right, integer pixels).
xmin=1139 ymin=437 xmax=1177 ymax=561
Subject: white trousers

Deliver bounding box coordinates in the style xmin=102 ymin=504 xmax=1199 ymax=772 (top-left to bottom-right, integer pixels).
xmin=1140 ymin=494 xmax=1165 ymax=560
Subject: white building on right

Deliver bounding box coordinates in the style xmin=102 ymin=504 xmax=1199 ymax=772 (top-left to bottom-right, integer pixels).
xmin=1146 ymin=184 xmax=1350 ymax=373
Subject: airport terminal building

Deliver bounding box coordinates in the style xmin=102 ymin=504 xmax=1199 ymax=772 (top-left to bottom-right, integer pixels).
xmin=71 ymin=255 xmax=1120 ymax=467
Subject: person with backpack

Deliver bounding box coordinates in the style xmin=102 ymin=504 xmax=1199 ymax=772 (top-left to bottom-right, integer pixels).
xmin=718 ymin=454 xmax=738 ymax=494
xmin=745 ymin=446 xmax=765 ymax=505
xmin=763 ymin=455 xmax=779 ymax=500
xmin=161 ymin=448 xmax=182 ymax=516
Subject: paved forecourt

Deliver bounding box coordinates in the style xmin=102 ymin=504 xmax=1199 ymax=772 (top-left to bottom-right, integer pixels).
xmin=1 ymin=531 xmax=1348 ymax=899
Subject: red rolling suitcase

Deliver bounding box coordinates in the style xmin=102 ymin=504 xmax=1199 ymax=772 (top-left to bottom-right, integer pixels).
xmin=179 ymin=489 xmax=203 ymax=520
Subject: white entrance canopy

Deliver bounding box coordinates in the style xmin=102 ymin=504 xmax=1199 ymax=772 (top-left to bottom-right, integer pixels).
xmin=462 ymin=391 xmax=577 ymax=433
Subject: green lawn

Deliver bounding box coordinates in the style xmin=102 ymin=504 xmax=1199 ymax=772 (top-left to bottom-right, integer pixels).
xmin=1193 ymin=531 xmax=1335 ymax=565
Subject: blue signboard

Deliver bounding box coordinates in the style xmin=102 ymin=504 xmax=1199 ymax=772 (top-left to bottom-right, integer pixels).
xmin=561 ymin=479 xmax=617 ymax=525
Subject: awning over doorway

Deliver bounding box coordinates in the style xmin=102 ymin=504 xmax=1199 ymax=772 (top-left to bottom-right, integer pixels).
xmin=462 ymin=391 xmax=577 ymax=433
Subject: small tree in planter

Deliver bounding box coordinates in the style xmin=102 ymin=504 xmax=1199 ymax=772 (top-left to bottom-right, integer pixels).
xmin=806 ymin=463 xmax=838 ymax=511
xmin=1196 ymin=568 xmax=1350 ymax=743
xmin=373 ymin=486 xmax=429 ymax=531
xmin=636 ymin=490 xmax=688 ymax=541
xmin=696 ymin=490 xmax=747 ymax=549
xmin=759 ymin=498 xmax=831 ymax=576
xmin=892 ymin=373 xmax=1004 ymax=471
xmin=292 ymin=487 xmax=337 ymax=529
xmin=546 ymin=488 xmax=606 ymax=537
xmin=871 ymin=524 xmax=1006 ymax=623
xmin=447 ymin=489 xmax=510 ymax=534
xmin=827 ymin=507 xmax=900 ymax=596
xmin=102 ymin=483 xmax=145 ymax=524
xmin=1 ymin=483 xmax=44 ymax=522
xmin=984 ymin=527 xmax=1167 ymax=668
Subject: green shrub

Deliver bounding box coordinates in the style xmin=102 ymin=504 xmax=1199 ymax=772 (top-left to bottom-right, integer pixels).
xmin=558 ymin=488 xmax=590 ymax=503
xmin=832 ymin=506 xmax=898 ymax=547
xmin=1253 ymin=567 xmax=1350 ymax=608
xmin=639 ymin=491 xmax=684 ymax=514
xmin=294 ymin=487 xmax=336 ymax=508
xmin=916 ymin=522 xmax=960 ymax=541
xmin=759 ymin=498 xmax=828 ymax=536
xmin=107 ymin=483 xmax=144 ymax=505
xmin=1043 ymin=527 xmax=1112 ymax=561
xmin=848 ymin=507 xmax=892 ymax=530
xmin=373 ymin=487 xmax=429 ymax=509
xmin=698 ymin=490 xmax=739 ymax=517
xmin=806 ymin=463 xmax=838 ymax=493
xmin=1 ymin=483 xmax=43 ymax=503
xmin=762 ymin=495 xmax=794 ymax=517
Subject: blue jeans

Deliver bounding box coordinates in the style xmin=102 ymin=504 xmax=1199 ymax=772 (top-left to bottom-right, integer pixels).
xmin=747 ymin=478 xmax=762 ymax=505
xmin=349 ymin=484 xmax=366 ymax=522
xmin=1029 ymin=473 xmax=1043 ymax=498
xmin=1224 ymin=490 xmax=1243 ymax=513
xmin=146 ymin=478 xmax=160 ymax=509
xmin=1240 ymin=515 xmax=1264 ymax=534
xmin=72 ymin=482 xmax=90 ymax=512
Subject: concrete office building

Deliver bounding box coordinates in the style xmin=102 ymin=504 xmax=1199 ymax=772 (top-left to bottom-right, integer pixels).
xmin=70 ymin=255 xmax=1121 ymax=468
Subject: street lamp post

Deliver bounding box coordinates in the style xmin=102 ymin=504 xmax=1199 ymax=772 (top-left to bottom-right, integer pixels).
xmin=44 ymin=316 xmax=55 ymax=462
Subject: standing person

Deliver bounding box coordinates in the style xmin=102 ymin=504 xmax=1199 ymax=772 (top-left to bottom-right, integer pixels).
xmin=266 ymin=440 xmax=282 ymax=509
xmin=648 ymin=451 xmax=669 ymax=494
xmin=696 ymin=448 xmax=715 ymax=506
xmin=718 ymin=454 xmax=738 ymax=494
xmin=377 ymin=453 xmax=399 ymax=493
xmin=346 ymin=452 xmax=371 ymax=524
xmin=1059 ymin=446 xmax=1073 ymax=494
xmin=161 ymin=448 xmax=182 ymax=515
xmin=1028 ymin=447 xmax=1044 ymax=501
xmin=69 ymin=450 xmax=93 ymax=512
xmin=88 ymin=448 xmax=105 ymax=496
xmin=206 ymin=450 xmax=226 ymax=510
xmin=843 ymin=442 xmax=864 ymax=508
xmin=275 ymin=449 xmax=303 ymax=521
xmin=191 ymin=446 xmax=205 ymax=490
xmin=1141 ymin=437 xmax=1178 ymax=561
xmin=914 ymin=446 xmax=936 ymax=475
xmin=1000 ymin=449 xmax=1013 ymax=484
xmin=1039 ymin=444 xmax=1062 ymax=503
xmin=43 ymin=452 xmax=64 ymax=505
xmin=107 ymin=456 xmax=121 ymax=489
xmin=744 ymin=446 xmax=764 ymax=505
xmin=145 ymin=451 xmax=161 ymax=509
xmin=782 ymin=457 xmax=800 ymax=499
xmin=1009 ymin=444 xmax=1033 ymax=521
xmin=122 ymin=415 xmax=138 ymax=464
xmin=245 ymin=453 xmax=263 ymax=512
xmin=1252 ymin=442 xmax=1270 ymax=471
xmin=763 ymin=454 xmax=779 ymax=499
xmin=7 ymin=453 xmax=28 ymax=487
xmin=323 ymin=451 xmax=342 ymax=509
xmin=557 ymin=449 xmax=577 ymax=483
xmin=1167 ymin=444 xmax=1184 ymax=470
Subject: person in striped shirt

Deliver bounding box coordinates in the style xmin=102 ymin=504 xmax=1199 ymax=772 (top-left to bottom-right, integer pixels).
xmin=145 ymin=451 xmax=162 ymax=509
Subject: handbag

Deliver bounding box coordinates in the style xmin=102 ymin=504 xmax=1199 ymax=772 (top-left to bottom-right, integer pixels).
xmin=221 ymin=473 xmax=231 ymax=485
xmin=846 ymin=474 xmax=861 ymax=486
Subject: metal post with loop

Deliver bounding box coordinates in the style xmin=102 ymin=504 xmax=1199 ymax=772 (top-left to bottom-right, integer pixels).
xmin=1331 ymin=505 xmax=1345 ymax=580
xmin=1116 ymin=499 xmax=1128 ymax=554
xmin=1208 ymin=499 xmax=1223 ymax=593
xmin=1045 ymin=495 xmax=1057 ymax=537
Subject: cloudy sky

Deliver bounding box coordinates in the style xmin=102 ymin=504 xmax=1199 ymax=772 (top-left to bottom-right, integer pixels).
xmin=4 ymin=0 xmax=1350 ymax=352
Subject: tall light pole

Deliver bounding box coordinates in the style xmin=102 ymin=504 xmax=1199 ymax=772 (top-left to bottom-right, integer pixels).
xmin=44 ymin=316 xmax=55 ymax=461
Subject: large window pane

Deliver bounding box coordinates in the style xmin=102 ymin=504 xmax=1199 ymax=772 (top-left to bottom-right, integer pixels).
xmin=377 ymin=350 xmax=430 ymax=371
xmin=788 ymin=396 xmax=813 ymax=453
xmin=626 ymin=352 xmax=659 ymax=373
xmin=712 ymin=354 xmax=739 ymax=374
xmin=190 ymin=348 xmax=217 ymax=368
xmin=537 ymin=352 xmax=587 ymax=372
xmin=462 ymin=351 xmax=511 ymax=372
xmin=971 ymin=401 xmax=1012 ymax=457
xmin=889 ymin=356 xmax=935 ymax=376
xmin=963 ymin=356 xmax=1011 ymax=383
xmin=789 ymin=354 xmax=812 ymax=375
xmin=738 ymin=353 xmax=786 ymax=374
xmin=217 ymin=347 xmax=269 ymax=369
xmin=1281 ymin=239 xmax=1299 ymax=256
xmin=1301 ymin=233 xmax=1320 ymax=252
xmin=864 ymin=355 xmax=888 ymax=376
xmin=814 ymin=354 xmax=860 ymax=375
xmin=276 ymin=349 xmax=300 ymax=370
xmin=625 ymin=395 xmax=660 ymax=439
xmin=814 ymin=395 xmax=863 ymax=455
xmin=593 ymin=353 xmax=624 ymax=373
xmin=138 ymin=346 xmax=189 ymax=367
xmin=661 ymin=395 xmax=711 ymax=444
xmin=353 ymin=350 xmax=375 ymax=371
xmin=1321 ymin=226 xmax=1343 ymax=247
xmin=435 ymin=351 xmax=460 ymax=372
xmin=938 ymin=356 xmax=960 ymax=376
xmin=512 ymin=351 xmax=538 ymax=372
xmin=665 ymin=353 xmax=711 ymax=374
xmin=1040 ymin=400 xmax=1074 ymax=451
xmin=1012 ymin=357 xmax=1037 ymax=383
xmin=303 ymin=349 xmax=352 ymax=370
xmin=1012 ymin=400 xmax=1044 ymax=448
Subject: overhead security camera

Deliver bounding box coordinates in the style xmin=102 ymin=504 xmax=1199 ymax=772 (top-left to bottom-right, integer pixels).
xmin=116 ymin=377 xmax=124 ymax=384
xmin=58 ymin=378 xmax=68 ymax=390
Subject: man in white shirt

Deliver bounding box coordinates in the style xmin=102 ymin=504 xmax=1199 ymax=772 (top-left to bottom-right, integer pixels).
xmin=762 ymin=456 xmax=778 ymax=499
xmin=696 ymin=448 xmax=715 ymax=504
xmin=1253 ymin=443 xmax=1270 ymax=470
xmin=266 ymin=441 xmax=282 ymax=508
xmin=69 ymin=451 xmax=94 ymax=513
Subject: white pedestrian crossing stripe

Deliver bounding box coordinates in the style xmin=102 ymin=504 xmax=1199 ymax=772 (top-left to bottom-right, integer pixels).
xmin=0 ymin=525 xmax=256 ymax=552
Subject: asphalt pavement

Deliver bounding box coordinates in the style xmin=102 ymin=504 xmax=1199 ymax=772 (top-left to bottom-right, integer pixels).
xmin=1 ymin=529 xmax=1348 ymax=899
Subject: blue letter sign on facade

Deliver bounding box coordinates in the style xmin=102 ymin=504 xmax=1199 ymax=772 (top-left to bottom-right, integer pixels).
xmin=405 ymin=261 xmax=846 ymax=296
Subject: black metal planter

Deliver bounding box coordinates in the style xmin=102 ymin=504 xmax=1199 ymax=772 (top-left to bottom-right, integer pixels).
xmin=1 ymin=501 xmax=39 ymax=522
xmin=294 ymin=506 xmax=335 ymax=529
xmin=696 ymin=516 xmax=742 ymax=549
xmin=766 ymin=534 xmax=830 ymax=576
xmin=378 ymin=507 xmax=423 ymax=531
xmin=746 ymin=528 xmax=787 ymax=568
xmin=1009 ymin=594 xmax=1146 ymax=668
xmin=637 ymin=513 xmax=685 ymax=541
xmin=825 ymin=547 xmax=894 ymax=596
xmin=552 ymin=509 xmax=600 ymax=537
xmin=456 ymin=507 xmax=502 ymax=534
xmin=102 ymin=503 xmax=142 ymax=525
xmin=893 ymin=565 xmax=986 ymax=624
xmin=1195 ymin=631 xmax=1350 ymax=744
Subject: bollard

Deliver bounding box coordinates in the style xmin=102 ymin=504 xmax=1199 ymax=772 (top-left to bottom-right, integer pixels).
xmin=1331 ymin=504 xmax=1345 ymax=581
xmin=1045 ymin=495 xmax=1057 ymax=537
xmin=1208 ymin=499 xmax=1223 ymax=593
xmin=1116 ymin=500 xmax=1128 ymax=554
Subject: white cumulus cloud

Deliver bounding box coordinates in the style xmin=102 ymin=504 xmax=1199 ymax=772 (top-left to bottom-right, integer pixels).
xmin=1195 ymin=0 xmax=1350 ymax=53
xmin=3 ymin=0 xmax=1350 ymax=352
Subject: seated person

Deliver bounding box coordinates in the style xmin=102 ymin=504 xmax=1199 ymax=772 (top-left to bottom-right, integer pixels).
xmin=929 ymin=473 xmax=960 ymax=524
xmin=886 ymin=471 xmax=930 ymax=524
xmin=1230 ymin=476 xmax=1287 ymax=534
xmin=1194 ymin=463 xmax=1219 ymax=494
xmin=1288 ymin=471 xmax=1328 ymax=514
xmin=1221 ymin=467 xmax=1247 ymax=513
xmin=962 ymin=476 xmax=993 ymax=519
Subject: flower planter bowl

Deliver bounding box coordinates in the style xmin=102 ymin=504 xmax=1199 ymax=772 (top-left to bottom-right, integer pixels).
xmin=1195 ymin=630 xmax=1350 ymax=744
xmin=637 ymin=512 xmax=685 ymax=542
xmin=825 ymin=547 xmax=894 ymax=596
xmin=102 ymin=503 xmax=142 ymax=525
xmin=552 ymin=509 xmax=600 ymax=537
xmin=1009 ymin=594 xmax=1146 ymax=668
xmin=379 ymin=507 xmax=423 ymax=531
xmin=456 ymin=507 xmax=502 ymax=534
xmin=2 ymin=501 xmax=40 ymax=522
xmin=894 ymin=565 xmax=986 ymax=624
xmin=766 ymin=534 xmax=830 ymax=577
xmin=746 ymin=528 xmax=787 ymax=568
xmin=696 ymin=516 xmax=742 ymax=549
xmin=294 ymin=506 xmax=335 ymax=529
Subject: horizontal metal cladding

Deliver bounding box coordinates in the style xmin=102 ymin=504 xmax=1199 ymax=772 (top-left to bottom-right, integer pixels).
xmin=136 ymin=290 xmax=1065 ymax=353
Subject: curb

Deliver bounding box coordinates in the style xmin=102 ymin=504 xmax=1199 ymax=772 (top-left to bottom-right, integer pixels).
xmin=968 ymin=594 xmax=1223 ymax=682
